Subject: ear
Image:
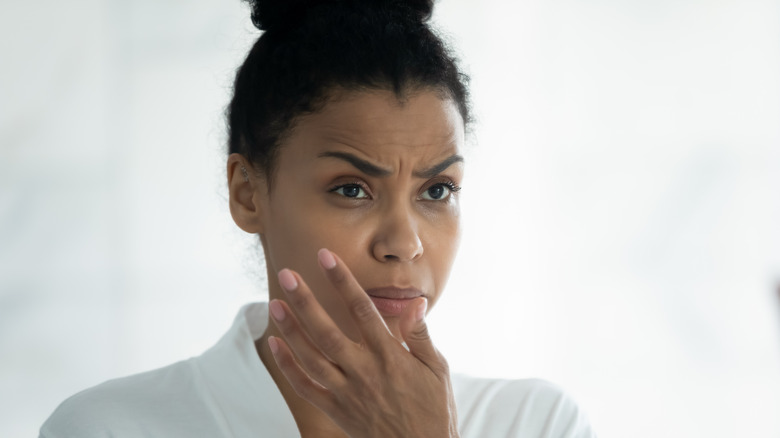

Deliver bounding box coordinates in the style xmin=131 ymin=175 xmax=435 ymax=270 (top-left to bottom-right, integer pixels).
xmin=227 ymin=153 xmax=268 ymax=234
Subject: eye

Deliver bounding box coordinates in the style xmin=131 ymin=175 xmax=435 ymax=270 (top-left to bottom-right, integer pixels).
xmin=420 ymin=181 xmax=461 ymax=201
xmin=330 ymin=183 xmax=369 ymax=199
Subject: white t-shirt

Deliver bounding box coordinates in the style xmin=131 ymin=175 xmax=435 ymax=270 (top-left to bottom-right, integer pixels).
xmin=40 ymin=303 xmax=595 ymax=437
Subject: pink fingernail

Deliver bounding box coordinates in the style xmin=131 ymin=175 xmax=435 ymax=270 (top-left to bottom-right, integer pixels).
xmin=318 ymin=248 xmax=337 ymax=270
xmin=269 ymin=300 xmax=285 ymax=321
xmin=416 ymin=298 xmax=428 ymax=322
xmin=268 ymin=336 xmax=279 ymax=354
xmin=278 ymin=269 xmax=298 ymax=291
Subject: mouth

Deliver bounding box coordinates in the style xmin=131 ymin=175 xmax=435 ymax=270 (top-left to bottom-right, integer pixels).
xmin=364 ymin=287 xmax=423 ymax=317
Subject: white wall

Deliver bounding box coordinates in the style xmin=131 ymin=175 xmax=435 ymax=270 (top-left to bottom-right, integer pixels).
xmin=2 ymin=1 xmax=779 ymax=436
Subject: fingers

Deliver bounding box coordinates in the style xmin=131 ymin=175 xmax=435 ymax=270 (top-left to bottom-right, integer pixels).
xmin=277 ymin=269 xmax=352 ymax=363
xmin=317 ymin=248 xmax=392 ymax=347
xmin=267 ymin=335 xmax=336 ymax=410
xmin=399 ymin=297 xmax=447 ymax=375
xmin=268 ymin=299 xmax=346 ymax=388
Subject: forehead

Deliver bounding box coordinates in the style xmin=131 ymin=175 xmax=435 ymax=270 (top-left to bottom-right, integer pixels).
xmin=283 ymin=89 xmax=465 ymax=162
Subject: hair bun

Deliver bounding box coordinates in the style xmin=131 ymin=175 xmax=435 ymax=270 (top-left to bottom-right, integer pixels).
xmin=245 ymin=0 xmax=435 ymax=32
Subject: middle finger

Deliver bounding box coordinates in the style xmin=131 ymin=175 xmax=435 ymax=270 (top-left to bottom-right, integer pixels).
xmin=277 ymin=268 xmax=357 ymax=366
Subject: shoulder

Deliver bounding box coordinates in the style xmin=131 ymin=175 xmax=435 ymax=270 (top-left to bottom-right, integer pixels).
xmin=452 ymin=375 xmax=596 ymax=438
xmin=40 ymin=359 xmax=216 ymax=437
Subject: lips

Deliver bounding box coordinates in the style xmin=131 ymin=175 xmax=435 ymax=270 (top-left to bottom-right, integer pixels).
xmin=364 ymin=287 xmax=423 ymax=317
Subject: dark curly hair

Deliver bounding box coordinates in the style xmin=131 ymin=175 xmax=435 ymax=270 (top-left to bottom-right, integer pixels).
xmin=227 ymin=0 xmax=471 ymax=180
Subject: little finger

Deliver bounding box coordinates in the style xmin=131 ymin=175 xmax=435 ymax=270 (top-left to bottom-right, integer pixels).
xmin=267 ymin=335 xmax=337 ymax=410
xmin=269 ymin=299 xmax=346 ymax=388
xmin=278 ymin=268 xmax=355 ymax=364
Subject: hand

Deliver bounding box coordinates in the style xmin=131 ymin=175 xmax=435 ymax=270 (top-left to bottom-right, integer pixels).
xmin=266 ymin=248 xmax=459 ymax=438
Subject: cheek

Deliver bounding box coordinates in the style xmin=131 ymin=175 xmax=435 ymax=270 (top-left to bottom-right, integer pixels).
xmin=429 ymin=202 xmax=461 ymax=254
xmin=264 ymin=197 xmax=327 ymax=282
xmin=313 ymin=212 xmax=375 ymax=278
xmin=263 ymin=197 xmax=373 ymax=340
xmin=423 ymin=209 xmax=461 ymax=300
xmin=264 ymin=196 xmax=372 ymax=283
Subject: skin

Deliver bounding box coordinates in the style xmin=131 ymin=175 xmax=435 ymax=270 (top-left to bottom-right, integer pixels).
xmin=227 ymin=89 xmax=465 ymax=437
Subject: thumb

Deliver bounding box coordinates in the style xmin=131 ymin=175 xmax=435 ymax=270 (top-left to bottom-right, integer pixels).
xmin=400 ymin=298 xmax=442 ymax=371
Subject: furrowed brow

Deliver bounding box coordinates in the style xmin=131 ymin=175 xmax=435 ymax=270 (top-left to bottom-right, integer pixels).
xmin=413 ymin=154 xmax=464 ymax=179
xmin=317 ymin=151 xmax=393 ymax=177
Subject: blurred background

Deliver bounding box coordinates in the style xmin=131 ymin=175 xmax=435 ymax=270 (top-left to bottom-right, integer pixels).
xmin=2 ymin=0 xmax=779 ymax=436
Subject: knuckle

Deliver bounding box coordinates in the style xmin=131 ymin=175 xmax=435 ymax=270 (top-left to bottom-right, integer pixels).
xmin=350 ymin=298 xmax=376 ymax=323
xmin=277 ymin=320 xmax=296 ymax=336
xmin=383 ymin=350 xmax=404 ymax=371
xmin=354 ymin=373 xmax=382 ymax=397
xmin=309 ymin=360 xmax=328 ymax=380
xmin=288 ymin=290 xmax=310 ymax=310
xmin=412 ymin=322 xmax=430 ymax=340
xmin=273 ymin=316 xmax=295 ymax=336
xmin=292 ymin=380 xmax=314 ymax=400
xmin=318 ymin=330 xmax=344 ymax=355
xmin=437 ymin=354 xmax=450 ymax=374
xmin=277 ymin=350 xmax=297 ymax=369
xmin=329 ymin=267 xmax=348 ymax=285
xmin=330 ymin=378 xmax=350 ymax=395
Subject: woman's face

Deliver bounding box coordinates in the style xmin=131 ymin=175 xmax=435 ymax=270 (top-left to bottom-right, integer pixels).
xmin=253 ymin=89 xmax=464 ymax=341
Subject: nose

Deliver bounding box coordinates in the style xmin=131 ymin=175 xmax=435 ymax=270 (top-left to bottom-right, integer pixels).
xmin=371 ymin=207 xmax=424 ymax=263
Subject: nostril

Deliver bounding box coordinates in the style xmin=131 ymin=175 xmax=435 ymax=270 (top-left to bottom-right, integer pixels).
xmin=383 ymin=254 xmax=400 ymax=261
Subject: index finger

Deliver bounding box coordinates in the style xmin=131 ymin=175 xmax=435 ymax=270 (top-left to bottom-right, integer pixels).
xmin=317 ymin=248 xmax=393 ymax=349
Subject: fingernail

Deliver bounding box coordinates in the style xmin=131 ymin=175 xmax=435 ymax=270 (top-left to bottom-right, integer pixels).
xmin=318 ymin=248 xmax=337 ymax=270
xmin=278 ymin=269 xmax=298 ymax=291
xmin=268 ymin=336 xmax=279 ymax=354
xmin=269 ymin=300 xmax=285 ymax=322
xmin=416 ymin=298 xmax=427 ymax=322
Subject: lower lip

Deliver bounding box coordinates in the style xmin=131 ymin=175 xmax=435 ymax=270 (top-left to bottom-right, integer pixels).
xmin=369 ymin=296 xmax=416 ymax=317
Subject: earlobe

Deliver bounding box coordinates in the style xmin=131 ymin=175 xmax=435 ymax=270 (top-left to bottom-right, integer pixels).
xmin=227 ymin=153 xmax=267 ymax=234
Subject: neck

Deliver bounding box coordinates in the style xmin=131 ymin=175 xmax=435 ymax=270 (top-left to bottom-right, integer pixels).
xmin=255 ymin=322 xmax=348 ymax=438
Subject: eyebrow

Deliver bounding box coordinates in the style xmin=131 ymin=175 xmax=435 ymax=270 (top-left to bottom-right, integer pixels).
xmin=318 ymin=151 xmax=392 ymax=177
xmin=413 ymin=154 xmax=464 ymax=178
xmin=317 ymin=151 xmax=464 ymax=179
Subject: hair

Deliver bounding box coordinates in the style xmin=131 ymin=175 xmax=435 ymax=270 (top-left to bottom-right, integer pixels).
xmin=227 ymin=0 xmax=471 ymax=180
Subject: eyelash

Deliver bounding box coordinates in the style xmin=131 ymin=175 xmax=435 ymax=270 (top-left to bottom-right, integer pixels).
xmin=436 ymin=180 xmax=462 ymax=194
xmin=328 ymin=181 xmax=371 ymax=199
xmin=327 ymin=179 xmax=461 ymax=201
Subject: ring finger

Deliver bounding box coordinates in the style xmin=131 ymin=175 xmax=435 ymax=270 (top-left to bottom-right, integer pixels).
xmin=269 ymin=298 xmax=346 ymax=389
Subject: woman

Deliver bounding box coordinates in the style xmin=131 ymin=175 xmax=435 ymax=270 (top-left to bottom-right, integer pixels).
xmin=41 ymin=0 xmax=594 ymax=436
